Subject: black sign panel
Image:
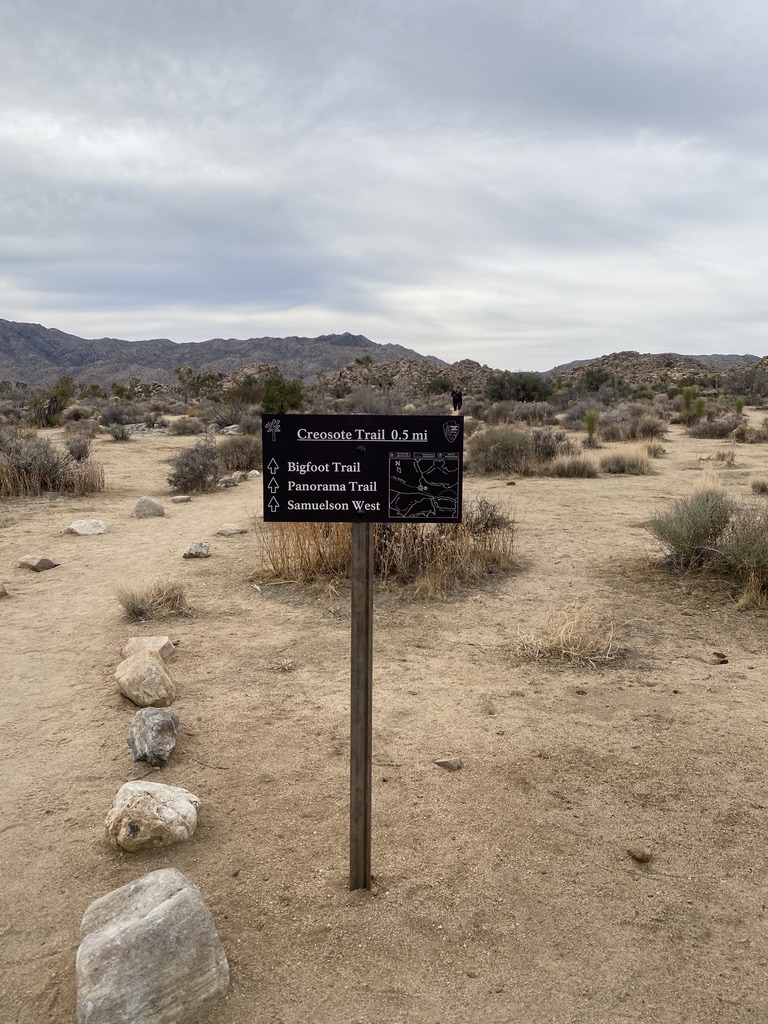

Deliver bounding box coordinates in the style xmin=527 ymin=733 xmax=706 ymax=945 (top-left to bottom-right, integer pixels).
xmin=261 ymin=415 xmax=464 ymax=523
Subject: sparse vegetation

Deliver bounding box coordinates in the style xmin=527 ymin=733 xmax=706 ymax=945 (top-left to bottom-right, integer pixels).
xmin=599 ymin=449 xmax=653 ymax=475
xmin=648 ymin=486 xmax=737 ymax=569
xmin=107 ymin=423 xmax=131 ymax=441
xmin=751 ymin=478 xmax=768 ymax=495
xmin=510 ymin=606 xmax=620 ymax=667
xmin=546 ymin=456 xmax=599 ymax=477
xmin=116 ymin=577 xmax=193 ymax=621
xmin=63 ymin=434 xmax=92 ymax=462
xmin=218 ymin=435 xmax=262 ymax=472
xmin=252 ymin=499 xmax=517 ymax=598
xmin=0 ymin=427 xmax=105 ymax=497
xmin=167 ymin=436 xmax=221 ymax=493
xmin=688 ymin=416 xmax=742 ymax=439
xmin=168 ymin=415 xmax=205 ymax=435
xmin=466 ymin=425 xmax=533 ymax=475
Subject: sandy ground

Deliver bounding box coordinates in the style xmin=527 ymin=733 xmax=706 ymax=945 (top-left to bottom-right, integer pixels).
xmin=1 ymin=420 xmax=768 ymax=1024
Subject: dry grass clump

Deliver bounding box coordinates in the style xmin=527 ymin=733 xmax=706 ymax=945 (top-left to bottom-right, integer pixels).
xmin=0 ymin=427 xmax=105 ymax=497
xmin=545 ymin=456 xmax=598 ymax=478
xmin=218 ymin=434 xmax=262 ymax=471
xmin=169 ymin=416 xmax=205 ymax=436
xmin=116 ymin=577 xmax=193 ymax=621
xmin=599 ymin=447 xmax=654 ymax=475
xmin=714 ymin=449 xmax=736 ymax=466
xmin=751 ymin=477 xmax=768 ymax=495
xmin=251 ymin=499 xmax=517 ymax=598
xmin=731 ymin=420 xmax=768 ymax=444
xmin=511 ymin=606 xmax=620 ymax=667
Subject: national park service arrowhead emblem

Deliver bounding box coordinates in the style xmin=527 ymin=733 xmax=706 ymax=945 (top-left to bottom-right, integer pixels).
xmin=443 ymin=421 xmax=460 ymax=443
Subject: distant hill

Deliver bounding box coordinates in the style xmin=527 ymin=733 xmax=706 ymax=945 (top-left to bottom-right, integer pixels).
xmin=0 ymin=319 xmax=446 ymax=388
xmin=549 ymin=351 xmax=761 ymax=377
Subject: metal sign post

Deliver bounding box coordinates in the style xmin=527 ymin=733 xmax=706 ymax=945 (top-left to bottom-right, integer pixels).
xmin=262 ymin=415 xmax=463 ymax=890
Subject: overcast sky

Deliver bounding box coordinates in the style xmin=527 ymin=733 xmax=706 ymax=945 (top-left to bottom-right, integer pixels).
xmin=1 ymin=1 xmax=766 ymax=369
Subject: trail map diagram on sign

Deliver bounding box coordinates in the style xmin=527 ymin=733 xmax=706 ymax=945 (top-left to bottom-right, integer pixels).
xmin=388 ymin=452 xmax=461 ymax=519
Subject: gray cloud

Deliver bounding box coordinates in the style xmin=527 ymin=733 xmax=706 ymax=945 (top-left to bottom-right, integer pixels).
xmin=0 ymin=0 xmax=766 ymax=368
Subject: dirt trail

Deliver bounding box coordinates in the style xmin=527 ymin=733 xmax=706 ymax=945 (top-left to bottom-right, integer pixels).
xmin=1 ymin=424 xmax=767 ymax=1023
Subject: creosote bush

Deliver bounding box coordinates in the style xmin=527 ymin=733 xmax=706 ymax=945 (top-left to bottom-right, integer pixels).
xmin=218 ymin=434 xmax=262 ymax=472
xmin=167 ymin=436 xmax=221 ymax=493
xmin=599 ymin=448 xmax=653 ymax=475
xmin=546 ymin=456 xmax=598 ymax=478
xmin=0 ymin=427 xmax=105 ymax=497
xmin=251 ymin=498 xmax=516 ymax=598
xmin=107 ymin=423 xmax=131 ymax=441
xmin=648 ymin=486 xmax=736 ymax=569
xmin=64 ymin=434 xmax=92 ymax=462
xmin=688 ymin=416 xmax=743 ymax=439
xmin=169 ymin=415 xmax=205 ymax=436
xmin=116 ymin=577 xmax=193 ymax=621
xmin=511 ymin=606 xmax=620 ymax=667
xmin=466 ymin=425 xmax=533 ymax=475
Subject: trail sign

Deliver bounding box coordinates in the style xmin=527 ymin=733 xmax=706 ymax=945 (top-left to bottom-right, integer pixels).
xmin=261 ymin=414 xmax=463 ymax=523
xmin=259 ymin=414 xmax=464 ymax=890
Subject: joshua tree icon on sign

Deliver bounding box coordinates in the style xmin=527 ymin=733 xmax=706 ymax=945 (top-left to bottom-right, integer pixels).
xmin=265 ymin=419 xmax=281 ymax=441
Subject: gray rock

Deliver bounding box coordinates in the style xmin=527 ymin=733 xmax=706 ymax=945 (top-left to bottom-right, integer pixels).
xmin=182 ymin=542 xmax=209 ymax=558
xmin=434 ymin=756 xmax=463 ymax=771
xmin=0 ymin=582 xmax=8 ymax=598
xmin=217 ymin=476 xmax=238 ymax=488
xmin=67 ymin=519 xmax=107 ymax=536
xmin=121 ymin=636 xmax=176 ymax=662
xmin=247 ymin=469 xmax=261 ymax=478
xmin=234 ymin=472 xmax=250 ymax=483
xmin=128 ymin=708 xmax=180 ymax=767
xmin=18 ymin=554 xmax=59 ymax=572
xmin=216 ymin=524 xmax=247 ymax=536
xmin=76 ymin=868 xmax=229 ymax=1024
xmin=115 ymin=650 xmax=176 ymax=707
xmin=170 ymin=495 xmax=191 ymax=503
xmin=219 ymin=424 xmax=239 ymax=435
xmin=132 ymin=496 xmax=165 ymax=518
xmin=627 ymin=843 xmax=653 ymax=864
xmin=105 ymin=781 xmax=200 ymax=852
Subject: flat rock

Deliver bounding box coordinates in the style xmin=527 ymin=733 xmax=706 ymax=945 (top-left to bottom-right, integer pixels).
xmin=170 ymin=494 xmax=192 ymax=504
xmin=132 ymin=496 xmax=165 ymax=518
xmin=216 ymin=525 xmax=247 ymax=536
xmin=105 ymin=781 xmax=200 ymax=852
xmin=247 ymin=469 xmax=261 ymax=478
xmin=115 ymin=650 xmax=176 ymax=707
xmin=217 ymin=476 xmax=238 ymax=488
xmin=0 ymin=582 xmax=8 ymax=598
xmin=67 ymin=519 xmax=107 ymax=536
xmin=183 ymin=542 xmax=210 ymax=558
xmin=434 ymin=756 xmax=463 ymax=771
xmin=76 ymin=868 xmax=229 ymax=1023
xmin=121 ymin=636 xmax=176 ymax=662
xmin=128 ymin=708 xmax=180 ymax=767
xmin=219 ymin=424 xmax=239 ymax=434
xmin=18 ymin=554 xmax=59 ymax=572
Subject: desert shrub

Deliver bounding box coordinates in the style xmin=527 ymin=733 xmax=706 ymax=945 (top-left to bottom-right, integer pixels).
xmin=510 ymin=606 xmax=619 ymax=667
xmin=64 ymin=418 xmax=99 ymax=438
xmin=648 ymin=487 xmax=737 ymax=568
xmin=597 ymin=403 xmax=667 ymax=442
xmin=99 ymin=404 xmax=130 ymax=426
xmin=0 ymin=427 xmax=104 ymax=497
xmin=485 ymin=370 xmax=551 ymax=403
xmin=466 ymin=425 xmax=533 ymax=475
xmin=116 ymin=577 xmax=193 ymax=621
xmin=731 ymin=422 xmax=768 ymax=443
xmin=238 ymin=414 xmax=261 ymax=435
xmin=546 ymin=456 xmax=599 ymax=478
xmin=486 ymin=401 xmax=555 ymax=426
xmin=218 ymin=434 xmax=262 ymax=471
xmin=530 ymin=427 xmax=576 ymax=461
xmin=751 ymin=478 xmax=768 ymax=495
xmin=645 ymin=442 xmax=666 ymax=458
xmin=107 ymin=423 xmax=131 ymax=441
xmin=560 ymin=400 xmax=594 ymax=430
xmin=599 ymin=449 xmax=653 ymax=475
xmin=688 ymin=416 xmax=743 ymax=439
xmin=167 ymin=436 xmax=221 ymax=492
xmin=714 ymin=449 xmax=736 ymax=466
xmin=252 ymin=499 xmax=516 ymax=598
xmin=64 ymin=434 xmax=92 ymax=462
xmin=169 ymin=415 xmax=205 ymax=436
xmin=62 ymin=405 xmax=93 ymax=422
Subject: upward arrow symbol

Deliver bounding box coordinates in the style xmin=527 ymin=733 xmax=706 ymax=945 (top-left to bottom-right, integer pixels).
xmin=268 ymin=478 xmax=279 ymax=493
xmin=268 ymin=496 xmax=279 ymax=512
xmin=267 ymin=458 xmax=279 ymax=474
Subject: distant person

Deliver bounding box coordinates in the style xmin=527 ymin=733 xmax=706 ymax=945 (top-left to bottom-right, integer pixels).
xmin=452 ymin=388 xmax=463 ymax=412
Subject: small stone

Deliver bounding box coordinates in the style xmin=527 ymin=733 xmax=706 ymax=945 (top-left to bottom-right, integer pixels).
xmin=115 ymin=650 xmax=176 ymax=708
xmin=712 ymin=651 xmax=728 ymax=664
xmin=121 ymin=636 xmax=176 ymax=662
xmin=217 ymin=476 xmax=238 ymax=488
xmin=105 ymin=781 xmax=200 ymax=851
xmin=76 ymin=869 xmax=229 ymax=1024
xmin=434 ymin=756 xmax=463 ymax=771
xmin=132 ymin=496 xmax=165 ymax=518
xmin=0 ymin=582 xmax=8 ymax=598
xmin=183 ymin=542 xmax=210 ymax=558
xmin=171 ymin=495 xmax=192 ymax=503
xmin=66 ymin=519 xmax=107 ymax=535
xmin=18 ymin=555 xmax=59 ymax=572
xmin=128 ymin=708 xmax=180 ymax=766
xmin=216 ymin=525 xmax=247 ymax=536
xmin=627 ymin=843 xmax=653 ymax=863
xmin=247 ymin=470 xmax=261 ymax=478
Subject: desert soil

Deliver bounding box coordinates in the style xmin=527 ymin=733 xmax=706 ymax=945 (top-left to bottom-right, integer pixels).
xmin=1 ymin=420 xmax=767 ymax=1024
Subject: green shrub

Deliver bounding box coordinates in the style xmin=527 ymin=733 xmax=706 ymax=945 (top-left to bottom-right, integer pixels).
xmin=648 ymin=488 xmax=736 ymax=568
xmin=466 ymin=425 xmax=533 ymax=475
xmin=218 ymin=434 xmax=262 ymax=471
xmin=547 ymin=456 xmax=599 ymax=478
xmin=167 ymin=436 xmax=221 ymax=492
